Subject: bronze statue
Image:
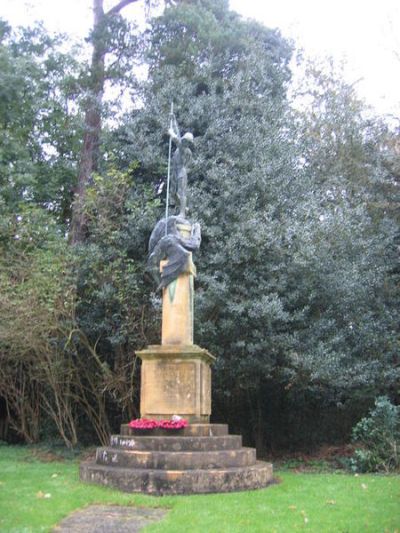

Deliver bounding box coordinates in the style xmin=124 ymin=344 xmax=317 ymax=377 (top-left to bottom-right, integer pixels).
xmin=147 ymin=109 xmax=200 ymax=289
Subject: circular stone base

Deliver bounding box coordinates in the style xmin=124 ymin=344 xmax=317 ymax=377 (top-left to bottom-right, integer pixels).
xmin=80 ymin=461 xmax=273 ymax=495
xmin=80 ymin=423 xmax=274 ymax=495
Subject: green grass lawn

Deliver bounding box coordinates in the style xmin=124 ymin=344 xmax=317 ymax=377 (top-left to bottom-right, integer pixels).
xmin=0 ymin=444 xmax=399 ymax=532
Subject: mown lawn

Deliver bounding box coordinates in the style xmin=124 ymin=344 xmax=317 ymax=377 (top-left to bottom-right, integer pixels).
xmin=0 ymin=444 xmax=399 ymax=532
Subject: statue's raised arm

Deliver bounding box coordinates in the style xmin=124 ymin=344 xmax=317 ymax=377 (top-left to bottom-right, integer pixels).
xmin=168 ymin=115 xmax=181 ymax=145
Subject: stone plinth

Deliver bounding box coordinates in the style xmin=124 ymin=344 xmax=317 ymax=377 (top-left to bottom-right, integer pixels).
xmin=136 ymin=345 xmax=215 ymax=423
xmin=161 ymin=256 xmax=195 ymax=345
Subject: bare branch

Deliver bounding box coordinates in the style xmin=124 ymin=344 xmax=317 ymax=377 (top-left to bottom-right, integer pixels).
xmin=107 ymin=0 xmax=139 ymax=16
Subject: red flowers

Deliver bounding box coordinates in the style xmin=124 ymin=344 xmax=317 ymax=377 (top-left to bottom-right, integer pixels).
xmin=128 ymin=418 xmax=159 ymax=429
xmin=158 ymin=419 xmax=188 ymax=429
xmin=128 ymin=418 xmax=188 ymax=430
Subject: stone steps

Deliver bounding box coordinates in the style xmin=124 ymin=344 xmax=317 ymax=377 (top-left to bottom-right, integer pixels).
xmin=96 ymin=446 xmax=256 ymax=470
xmin=80 ymin=423 xmax=273 ymax=495
xmin=109 ymin=434 xmax=242 ymax=451
xmin=80 ymin=461 xmax=273 ymax=495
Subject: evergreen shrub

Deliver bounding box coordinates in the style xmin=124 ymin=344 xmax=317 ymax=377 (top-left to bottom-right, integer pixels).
xmin=351 ymin=396 xmax=400 ymax=472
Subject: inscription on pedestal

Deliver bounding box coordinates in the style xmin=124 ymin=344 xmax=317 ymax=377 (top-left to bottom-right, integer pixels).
xmin=143 ymin=361 xmax=196 ymax=414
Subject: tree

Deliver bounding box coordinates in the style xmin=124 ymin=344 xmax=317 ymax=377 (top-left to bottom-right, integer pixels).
xmin=114 ymin=0 xmax=297 ymax=450
xmin=0 ymin=166 xmax=160 ymax=446
xmin=115 ymin=1 xmax=399 ymax=450
xmin=275 ymin=59 xmax=400 ymax=446
xmin=0 ymin=1 xmax=397 ymax=450
xmin=70 ymin=0 xmax=151 ymax=243
xmin=0 ymin=11 xmax=160 ymax=446
xmin=0 ymin=20 xmax=81 ymax=223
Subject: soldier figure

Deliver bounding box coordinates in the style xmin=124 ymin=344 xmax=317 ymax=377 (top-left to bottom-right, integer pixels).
xmin=168 ymin=116 xmax=194 ymax=218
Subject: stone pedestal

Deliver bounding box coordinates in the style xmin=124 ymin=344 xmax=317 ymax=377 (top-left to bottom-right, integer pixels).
xmin=161 ymin=256 xmax=195 ymax=345
xmin=137 ymin=345 xmax=215 ymax=423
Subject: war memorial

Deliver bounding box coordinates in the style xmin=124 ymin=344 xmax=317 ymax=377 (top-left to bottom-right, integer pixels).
xmin=80 ymin=111 xmax=273 ymax=494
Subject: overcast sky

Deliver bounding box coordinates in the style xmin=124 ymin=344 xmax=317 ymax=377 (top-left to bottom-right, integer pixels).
xmin=1 ymin=0 xmax=399 ymax=117
xmin=230 ymin=0 xmax=400 ymax=118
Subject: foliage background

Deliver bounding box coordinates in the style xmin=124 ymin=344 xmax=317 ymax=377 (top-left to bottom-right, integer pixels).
xmin=0 ymin=0 xmax=398 ymax=453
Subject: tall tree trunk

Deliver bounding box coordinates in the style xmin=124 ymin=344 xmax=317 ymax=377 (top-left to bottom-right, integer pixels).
xmin=70 ymin=0 xmax=105 ymax=244
xmin=70 ymin=0 xmax=142 ymax=244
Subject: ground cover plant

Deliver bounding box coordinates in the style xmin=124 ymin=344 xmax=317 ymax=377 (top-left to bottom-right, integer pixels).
xmin=0 ymin=445 xmax=399 ymax=532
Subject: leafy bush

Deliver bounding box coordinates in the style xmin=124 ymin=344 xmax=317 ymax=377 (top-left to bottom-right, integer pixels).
xmin=351 ymin=396 xmax=400 ymax=472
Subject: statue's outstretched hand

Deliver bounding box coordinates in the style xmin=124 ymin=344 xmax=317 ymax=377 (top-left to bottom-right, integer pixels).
xmin=168 ymin=125 xmax=179 ymax=143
